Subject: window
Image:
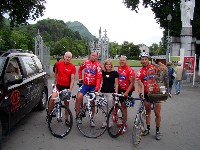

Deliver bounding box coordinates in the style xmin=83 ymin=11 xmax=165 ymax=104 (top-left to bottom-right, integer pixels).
xmin=21 ymin=56 xmax=37 ymax=77
xmin=5 ymin=57 xmax=21 ymax=80
xmin=32 ymin=56 xmax=43 ymax=72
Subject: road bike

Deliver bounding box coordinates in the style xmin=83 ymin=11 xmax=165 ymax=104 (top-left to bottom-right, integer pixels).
xmin=76 ymin=83 xmax=108 ymax=138
xmin=131 ymin=98 xmax=146 ymax=146
xmin=46 ymin=85 xmax=73 ymax=138
xmin=107 ymin=93 xmax=141 ymax=138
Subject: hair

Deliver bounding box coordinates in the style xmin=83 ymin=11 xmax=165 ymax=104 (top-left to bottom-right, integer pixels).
xmin=103 ymin=59 xmax=114 ymax=71
xmin=119 ymin=55 xmax=127 ymax=60
xmin=178 ymin=61 xmax=182 ymax=66
xmin=64 ymin=51 xmax=72 ymax=58
xmin=167 ymin=62 xmax=172 ymax=66
xmin=56 ymin=58 xmax=61 ymax=62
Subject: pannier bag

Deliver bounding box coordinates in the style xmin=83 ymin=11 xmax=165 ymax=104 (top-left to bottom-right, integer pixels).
xmin=147 ymin=65 xmax=169 ymax=102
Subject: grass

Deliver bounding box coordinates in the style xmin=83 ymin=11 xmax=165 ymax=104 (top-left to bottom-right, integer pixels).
xmin=50 ymin=59 xmax=141 ymax=67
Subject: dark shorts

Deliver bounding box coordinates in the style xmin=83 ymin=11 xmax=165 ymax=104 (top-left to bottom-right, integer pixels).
xmin=53 ymin=84 xmax=70 ymax=92
xmin=78 ymin=84 xmax=95 ymax=95
xmin=118 ymin=89 xmax=133 ymax=102
xmin=144 ymin=92 xmax=161 ymax=103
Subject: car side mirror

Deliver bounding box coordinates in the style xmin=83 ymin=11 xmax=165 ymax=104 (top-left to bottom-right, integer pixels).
xmin=6 ymin=74 xmax=23 ymax=86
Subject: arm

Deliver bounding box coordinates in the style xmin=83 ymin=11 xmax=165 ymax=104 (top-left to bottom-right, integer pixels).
xmin=115 ymin=77 xmax=119 ymax=93
xmin=124 ymin=76 xmax=134 ymax=97
xmin=69 ymin=74 xmax=75 ymax=91
xmin=78 ymin=61 xmax=85 ymax=80
xmin=95 ymin=65 xmax=102 ymax=91
xmin=54 ymin=63 xmax=58 ymax=83
xmin=138 ymin=80 xmax=143 ymax=94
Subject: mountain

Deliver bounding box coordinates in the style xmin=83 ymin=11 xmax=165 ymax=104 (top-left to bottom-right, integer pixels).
xmin=66 ymin=21 xmax=95 ymax=41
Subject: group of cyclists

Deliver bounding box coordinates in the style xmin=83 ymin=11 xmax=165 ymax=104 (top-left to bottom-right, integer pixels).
xmin=47 ymin=50 xmax=163 ymax=140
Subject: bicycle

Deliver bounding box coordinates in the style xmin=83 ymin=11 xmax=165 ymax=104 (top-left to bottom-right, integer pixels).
xmin=46 ymin=85 xmax=73 ymax=138
xmin=76 ymin=83 xmax=108 ymax=138
xmin=107 ymin=93 xmax=141 ymax=138
xmin=131 ymin=98 xmax=146 ymax=146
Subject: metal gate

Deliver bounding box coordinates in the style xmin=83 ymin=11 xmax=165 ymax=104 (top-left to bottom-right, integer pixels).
xmin=34 ymin=30 xmax=50 ymax=75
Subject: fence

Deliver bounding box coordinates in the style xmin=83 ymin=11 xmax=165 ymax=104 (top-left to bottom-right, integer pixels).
xmin=34 ymin=30 xmax=50 ymax=75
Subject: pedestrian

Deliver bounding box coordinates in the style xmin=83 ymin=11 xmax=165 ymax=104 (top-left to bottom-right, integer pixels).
xmin=174 ymin=61 xmax=183 ymax=95
xmin=117 ymin=55 xmax=135 ymax=134
xmin=75 ymin=51 xmax=102 ymax=127
xmin=136 ymin=52 xmax=162 ymax=140
xmin=167 ymin=62 xmax=175 ymax=97
xmin=48 ymin=51 xmax=76 ymax=125
xmin=100 ymin=59 xmax=118 ymax=128
xmin=53 ymin=58 xmax=61 ymax=73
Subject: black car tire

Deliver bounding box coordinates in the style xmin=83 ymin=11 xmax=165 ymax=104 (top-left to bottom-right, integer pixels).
xmin=35 ymin=89 xmax=48 ymax=111
xmin=0 ymin=120 xmax=2 ymax=150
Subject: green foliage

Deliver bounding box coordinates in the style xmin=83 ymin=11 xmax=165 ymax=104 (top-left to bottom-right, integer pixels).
xmin=120 ymin=41 xmax=141 ymax=59
xmin=0 ymin=0 xmax=46 ymax=26
xmin=66 ymin=21 xmax=95 ymax=41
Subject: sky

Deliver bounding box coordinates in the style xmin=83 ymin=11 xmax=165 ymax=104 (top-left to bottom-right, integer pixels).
xmin=31 ymin=0 xmax=164 ymax=46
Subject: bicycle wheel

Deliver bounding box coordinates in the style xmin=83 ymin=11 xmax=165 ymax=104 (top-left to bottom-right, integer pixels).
xmin=48 ymin=104 xmax=73 ymax=138
xmin=107 ymin=105 xmax=124 ymax=138
xmin=77 ymin=105 xmax=107 ymax=138
xmin=132 ymin=111 xmax=145 ymax=145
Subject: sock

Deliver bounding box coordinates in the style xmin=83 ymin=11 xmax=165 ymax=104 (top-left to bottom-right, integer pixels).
xmin=156 ymin=126 xmax=160 ymax=132
xmin=147 ymin=125 xmax=150 ymax=130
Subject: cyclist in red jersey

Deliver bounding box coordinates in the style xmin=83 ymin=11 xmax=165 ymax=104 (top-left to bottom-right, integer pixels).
xmin=118 ymin=55 xmax=135 ymax=134
xmin=48 ymin=51 xmax=76 ymax=125
xmin=75 ymin=51 xmax=102 ymax=126
xmin=136 ymin=52 xmax=162 ymax=140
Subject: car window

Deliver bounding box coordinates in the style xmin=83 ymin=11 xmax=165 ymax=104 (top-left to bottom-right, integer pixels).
xmin=21 ymin=56 xmax=37 ymax=77
xmin=0 ymin=57 xmax=6 ymax=75
xmin=5 ymin=57 xmax=21 ymax=81
xmin=32 ymin=56 xmax=43 ymax=72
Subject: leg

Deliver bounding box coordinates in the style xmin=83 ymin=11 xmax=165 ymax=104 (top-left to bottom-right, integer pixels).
xmin=48 ymin=92 xmax=58 ymax=114
xmin=154 ymin=103 xmax=161 ymax=128
xmin=121 ymin=102 xmax=127 ymax=125
xmin=64 ymin=101 xmax=69 ymax=120
xmin=154 ymin=102 xmax=162 ymax=140
xmin=75 ymin=92 xmax=83 ymax=118
xmin=144 ymin=101 xmax=151 ymax=126
xmin=175 ymin=80 xmax=179 ymax=94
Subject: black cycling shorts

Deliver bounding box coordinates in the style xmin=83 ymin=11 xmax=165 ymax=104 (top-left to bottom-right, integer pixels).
xmin=56 ymin=84 xmax=70 ymax=92
xmin=144 ymin=92 xmax=161 ymax=103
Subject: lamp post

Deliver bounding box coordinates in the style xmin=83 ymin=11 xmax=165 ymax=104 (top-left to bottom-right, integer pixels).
xmin=166 ymin=14 xmax=172 ymax=62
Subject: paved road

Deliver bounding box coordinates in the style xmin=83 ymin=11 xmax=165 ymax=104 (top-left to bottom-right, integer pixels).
xmin=2 ymin=67 xmax=200 ymax=150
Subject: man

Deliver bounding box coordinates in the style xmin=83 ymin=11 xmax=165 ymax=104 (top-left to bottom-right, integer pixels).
xmin=136 ymin=52 xmax=162 ymax=140
xmin=53 ymin=58 xmax=61 ymax=73
xmin=174 ymin=61 xmax=183 ymax=95
xmin=75 ymin=51 xmax=102 ymax=127
xmin=48 ymin=51 xmax=76 ymax=125
xmin=118 ymin=55 xmax=135 ymax=134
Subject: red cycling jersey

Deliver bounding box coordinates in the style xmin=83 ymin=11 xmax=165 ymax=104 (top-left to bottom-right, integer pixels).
xmin=136 ymin=64 xmax=158 ymax=93
xmin=118 ymin=65 xmax=135 ymax=91
xmin=78 ymin=59 xmax=102 ymax=91
xmin=56 ymin=61 xmax=76 ymax=86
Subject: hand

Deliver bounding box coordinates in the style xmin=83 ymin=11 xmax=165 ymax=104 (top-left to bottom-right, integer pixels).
xmin=95 ymin=91 xmax=99 ymax=96
xmin=79 ymin=79 xmax=83 ymax=83
xmin=124 ymin=92 xmax=128 ymax=97
xmin=139 ymin=93 xmax=143 ymax=100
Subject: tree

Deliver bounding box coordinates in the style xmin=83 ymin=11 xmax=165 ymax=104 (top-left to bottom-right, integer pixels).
xmin=0 ymin=0 xmax=46 ymax=26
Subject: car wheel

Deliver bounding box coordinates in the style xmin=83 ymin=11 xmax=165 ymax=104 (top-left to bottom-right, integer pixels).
xmin=0 ymin=120 xmax=2 ymax=150
xmin=35 ymin=89 xmax=48 ymax=111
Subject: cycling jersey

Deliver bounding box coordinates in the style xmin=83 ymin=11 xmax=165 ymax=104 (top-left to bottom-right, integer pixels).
xmin=118 ymin=65 xmax=135 ymax=91
xmin=78 ymin=59 xmax=102 ymax=91
xmin=136 ymin=64 xmax=158 ymax=93
xmin=56 ymin=61 xmax=76 ymax=86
